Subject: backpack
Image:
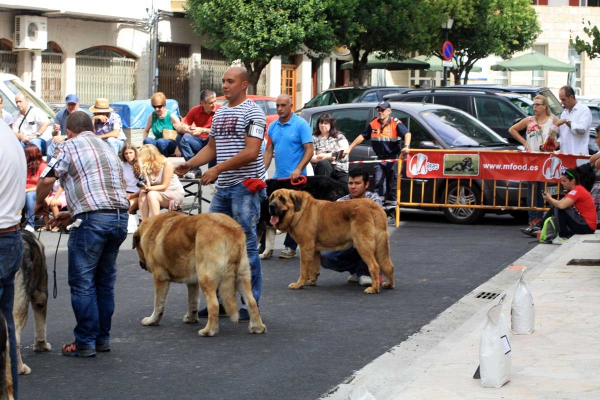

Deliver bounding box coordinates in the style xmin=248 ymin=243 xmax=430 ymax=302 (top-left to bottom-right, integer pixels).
xmin=539 ymin=216 xmax=557 ymax=243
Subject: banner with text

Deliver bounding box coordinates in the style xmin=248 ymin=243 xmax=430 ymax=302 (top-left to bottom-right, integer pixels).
xmin=406 ymin=150 xmax=590 ymax=182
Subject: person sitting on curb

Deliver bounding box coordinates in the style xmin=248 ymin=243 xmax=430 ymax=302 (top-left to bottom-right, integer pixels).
xmin=91 ymin=98 xmax=127 ymax=155
xmin=542 ymin=168 xmax=597 ymax=244
xmin=321 ymin=167 xmax=383 ymax=286
xmin=143 ymin=92 xmax=182 ymax=157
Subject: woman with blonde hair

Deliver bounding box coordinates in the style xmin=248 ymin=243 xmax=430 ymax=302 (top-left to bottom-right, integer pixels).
xmin=138 ymin=144 xmax=185 ymax=219
xmin=143 ymin=92 xmax=182 ymax=157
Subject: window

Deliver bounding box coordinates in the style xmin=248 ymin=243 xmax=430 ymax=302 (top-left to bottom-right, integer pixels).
xmin=494 ymin=70 xmax=508 ymax=85
xmin=474 ymin=97 xmax=522 ymax=130
xmin=391 ymin=110 xmax=431 ymax=148
xmin=404 ymin=96 xmax=426 ymax=103
xmin=532 ymin=45 xmax=547 ymax=87
xmin=360 ymin=92 xmax=379 ymax=102
xmin=311 ymin=108 xmax=371 ymax=143
xmin=432 ymin=95 xmax=470 ymax=112
xmin=568 ymin=45 xmax=582 ymax=96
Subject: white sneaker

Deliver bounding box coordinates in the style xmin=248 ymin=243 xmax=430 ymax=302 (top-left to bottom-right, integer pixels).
xmin=279 ymin=247 xmax=297 ymax=259
xmin=24 ymin=225 xmax=35 ymax=233
xmin=552 ymin=236 xmax=569 ymax=245
xmin=359 ymin=275 xmax=373 ymax=286
xmin=347 ymin=274 xmax=359 ymax=283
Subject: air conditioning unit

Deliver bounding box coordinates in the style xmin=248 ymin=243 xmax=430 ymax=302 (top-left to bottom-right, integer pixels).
xmin=14 ymin=16 xmax=48 ymax=51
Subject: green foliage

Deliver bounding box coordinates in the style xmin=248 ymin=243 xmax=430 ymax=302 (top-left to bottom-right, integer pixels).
xmin=184 ymin=0 xmax=335 ymax=93
xmin=431 ymin=0 xmax=541 ymax=84
xmin=571 ymin=20 xmax=600 ymax=60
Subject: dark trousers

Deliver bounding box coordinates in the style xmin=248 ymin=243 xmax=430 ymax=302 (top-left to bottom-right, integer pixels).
xmin=554 ymin=207 xmax=595 ymax=238
xmin=321 ymin=246 xmax=369 ymax=277
xmin=374 ymin=161 xmax=398 ymax=202
xmin=284 ymin=234 xmax=297 ymax=251
xmin=312 ymin=160 xmax=348 ymax=185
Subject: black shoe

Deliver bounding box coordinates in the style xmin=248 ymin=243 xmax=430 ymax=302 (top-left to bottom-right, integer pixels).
xmin=520 ymin=226 xmax=540 ymax=237
xmin=198 ymin=304 xmax=227 ymax=318
xmin=238 ymin=308 xmax=250 ymax=321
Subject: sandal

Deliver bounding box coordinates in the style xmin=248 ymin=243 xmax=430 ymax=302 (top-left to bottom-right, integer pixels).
xmin=51 ymin=227 xmax=60 ymax=233
xmin=36 ymin=226 xmax=48 ymax=232
xmin=62 ymin=343 xmax=96 ymax=358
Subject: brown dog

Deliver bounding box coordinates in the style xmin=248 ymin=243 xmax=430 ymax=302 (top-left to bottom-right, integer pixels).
xmin=268 ymin=189 xmax=394 ymax=294
xmin=132 ymin=212 xmax=266 ymax=337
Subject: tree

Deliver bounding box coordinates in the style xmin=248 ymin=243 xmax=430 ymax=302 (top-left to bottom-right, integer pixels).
xmin=571 ymin=21 xmax=600 ymax=59
xmin=328 ymin=0 xmax=442 ymax=88
xmin=185 ymin=0 xmax=335 ymax=94
xmin=431 ymin=0 xmax=541 ymax=84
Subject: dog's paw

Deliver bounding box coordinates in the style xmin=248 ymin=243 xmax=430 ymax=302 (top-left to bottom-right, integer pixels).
xmin=19 ymin=364 xmax=31 ymax=375
xmin=259 ymin=250 xmax=273 ymax=260
xmin=304 ymin=279 xmax=317 ymax=286
xmin=382 ymin=281 xmax=395 ymax=289
xmin=364 ymin=286 xmax=380 ymax=294
xmin=248 ymin=323 xmax=267 ymax=334
xmin=198 ymin=325 xmax=218 ymax=337
xmin=141 ymin=316 xmax=160 ymax=326
xmin=183 ymin=313 xmax=199 ymax=324
xmin=34 ymin=341 xmax=51 ymax=352
xmin=288 ymin=282 xmax=304 ymax=290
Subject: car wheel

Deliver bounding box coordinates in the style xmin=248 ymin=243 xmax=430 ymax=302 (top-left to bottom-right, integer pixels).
xmin=442 ymin=181 xmax=484 ymax=224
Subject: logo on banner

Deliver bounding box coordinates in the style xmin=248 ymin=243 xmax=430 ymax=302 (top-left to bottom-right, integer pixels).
xmin=409 ymin=153 xmax=440 ymax=176
xmin=542 ymin=155 xmax=563 ymax=180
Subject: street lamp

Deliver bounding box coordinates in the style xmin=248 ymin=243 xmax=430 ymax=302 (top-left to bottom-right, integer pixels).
xmin=441 ymin=18 xmax=454 ymax=87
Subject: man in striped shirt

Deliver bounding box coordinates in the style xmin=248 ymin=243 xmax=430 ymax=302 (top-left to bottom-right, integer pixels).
xmin=175 ymin=67 xmax=267 ymax=320
xmin=34 ymin=111 xmax=129 ymax=358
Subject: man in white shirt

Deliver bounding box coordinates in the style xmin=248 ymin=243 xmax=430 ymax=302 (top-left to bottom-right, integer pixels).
xmin=12 ymin=92 xmax=51 ymax=155
xmin=555 ymin=85 xmax=592 ymax=155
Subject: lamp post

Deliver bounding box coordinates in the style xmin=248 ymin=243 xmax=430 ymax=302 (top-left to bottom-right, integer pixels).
xmin=441 ymin=18 xmax=454 ymax=87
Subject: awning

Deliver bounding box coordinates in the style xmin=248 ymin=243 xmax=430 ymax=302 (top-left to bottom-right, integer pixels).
xmin=412 ymin=55 xmax=482 ymax=73
xmin=490 ymin=52 xmax=576 ymax=72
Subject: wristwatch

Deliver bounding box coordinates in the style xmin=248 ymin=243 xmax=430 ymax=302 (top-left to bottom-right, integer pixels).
xmin=566 ymin=120 xmax=571 ymax=128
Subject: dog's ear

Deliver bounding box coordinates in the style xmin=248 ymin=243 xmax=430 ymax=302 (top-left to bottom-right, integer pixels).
xmin=291 ymin=193 xmax=302 ymax=212
xmin=132 ymin=231 xmax=140 ymax=249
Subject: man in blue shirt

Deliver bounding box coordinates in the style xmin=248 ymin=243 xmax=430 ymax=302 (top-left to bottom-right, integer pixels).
xmin=266 ymin=94 xmax=313 ymax=258
xmin=47 ymin=94 xmax=83 ymax=160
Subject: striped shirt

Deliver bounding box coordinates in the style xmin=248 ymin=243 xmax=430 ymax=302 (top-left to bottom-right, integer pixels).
xmin=53 ymin=131 xmax=129 ymax=216
xmin=210 ymin=99 xmax=266 ymax=187
xmin=337 ymin=191 xmax=383 ymax=207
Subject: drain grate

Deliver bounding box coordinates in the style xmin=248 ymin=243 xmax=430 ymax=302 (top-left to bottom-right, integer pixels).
xmin=567 ymin=259 xmax=600 ymax=266
xmin=475 ymin=291 xmax=500 ymax=300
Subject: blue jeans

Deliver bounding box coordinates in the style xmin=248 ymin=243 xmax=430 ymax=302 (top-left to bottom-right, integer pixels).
xmin=46 ymin=138 xmax=61 ymax=161
xmin=321 ymin=246 xmax=369 ymax=277
xmin=67 ymin=211 xmax=128 ymax=349
xmin=527 ymin=181 xmax=544 ymax=224
xmin=0 ymin=230 xmax=22 ymax=399
xmin=21 ymin=138 xmax=47 ymax=155
xmin=105 ymin=138 xmax=125 ymax=155
xmin=374 ymin=161 xmax=398 ymax=202
xmin=209 ymin=183 xmax=265 ymax=304
xmin=143 ymin=137 xmax=176 ymax=157
xmin=23 ymin=192 xmax=36 ymax=229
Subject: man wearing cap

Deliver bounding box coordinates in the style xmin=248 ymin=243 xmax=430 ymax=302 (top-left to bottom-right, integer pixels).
xmin=13 ymin=92 xmax=51 ymax=155
xmin=344 ymin=101 xmax=411 ymax=203
xmin=91 ymin=98 xmax=127 ymax=155
xmin=47 ymin=94 xmax=83 ymax=160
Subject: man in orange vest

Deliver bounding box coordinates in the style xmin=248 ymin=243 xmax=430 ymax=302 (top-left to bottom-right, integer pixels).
xmin=345 ymin=101 xmax=411 ymax=203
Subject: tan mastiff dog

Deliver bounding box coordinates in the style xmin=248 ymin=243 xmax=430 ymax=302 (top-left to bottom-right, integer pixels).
xmin=268 ymin=189 xmax=394 ymax=294
xmin=132 ymin=212 xmax=266 ymax=337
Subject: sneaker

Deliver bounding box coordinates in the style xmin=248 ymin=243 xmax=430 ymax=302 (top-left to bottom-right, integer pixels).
xmin=238 ymin=308 xmax=250 ymax=321
xmin=260 ymin=250 xmax=273 ymax=260
xmin=279 ymin=247 xmax=297 ymax=259
xmin=183 ymin=172 xmax=196 ymax=179
xmin=347 ymin=274 xmax=360 ymax=283
xmin=359 ymin=275 xmax=373 ymax=286
xmin=552 ymin=236 xmax=569 ymax=245
xmin=96 ymin=342 xmax=111 ymax=352
xmin=198 ymin=304 xmax=227 ymax=318
xmin=24 ymin=225 xmax=35 ymax=233
xmin=194 ymin=169 xmax=203 ymax=178
xmin=62 ymin=343 xmax=96 ymax=358
xmin=520 ymin=225 xmax=541 ymax=237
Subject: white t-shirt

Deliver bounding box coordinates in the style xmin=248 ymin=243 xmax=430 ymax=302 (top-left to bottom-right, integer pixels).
xmin=0 ymin=120 xmax=26 ymax=228
xmin=122 ymin=162 xmax=138 ymax=193
xmin=559 ymin=102 xmax=592 ymax=155
xmin=13 ymin=106 xmax=52 ymax=140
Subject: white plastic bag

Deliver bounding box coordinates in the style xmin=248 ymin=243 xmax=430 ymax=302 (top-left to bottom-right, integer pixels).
xmin=127 ymin=213 xmax=138 ymax=234
xmin=480 ymin=295 xmax=511 ymax=388
xmin=348 ymin=384 xmax=376 ymax=400
xmin=511 ymin=268 xmax=535 ymax=334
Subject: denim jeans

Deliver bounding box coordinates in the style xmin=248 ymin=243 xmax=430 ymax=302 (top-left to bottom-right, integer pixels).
xmin=209 ymin=183 xmax=265 ymax=304
xmin=23 ymin=191 xmax=37 ymax=229
xmin=0 ymin=230 xmax=22 ymax=399
xmin=67 ymin=211 xmax=128 ymax=349
xmin=143 ymin=137 xmax=176 ymax=157
xmin=374 ymin=161 xmax=397 ymax=202
xmin=321 ymin=246 xmax=369 ymax=277
xmin=46 ymin=138 xmax=61 ymax=161
xmin=527 ymin=181 xmax=544 ymax=224
xmin=21 ymin=138 xmax=47 ymax=155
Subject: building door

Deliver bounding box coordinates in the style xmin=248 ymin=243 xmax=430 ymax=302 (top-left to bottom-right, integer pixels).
xmin=281 ymin=64 xmax=296 ymax=99
xmin=158 ymin=43 xmax=190 ymax=115
xmin=41 ymin=41 xmax=63 ymax=103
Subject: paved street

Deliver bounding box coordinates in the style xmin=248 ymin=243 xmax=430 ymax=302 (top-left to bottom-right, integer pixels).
xmin=18 ymin=209 xmax=537 ymax=400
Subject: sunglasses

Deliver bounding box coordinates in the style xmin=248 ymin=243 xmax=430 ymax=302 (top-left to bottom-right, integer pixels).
xmin=153 ymin=104 xmax=164 ymax=109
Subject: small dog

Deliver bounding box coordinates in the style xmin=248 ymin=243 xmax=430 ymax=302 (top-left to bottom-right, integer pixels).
xmin=13 ymin=231 xmax=51 ymax=375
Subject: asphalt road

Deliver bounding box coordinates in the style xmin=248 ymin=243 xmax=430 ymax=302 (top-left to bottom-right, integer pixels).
xmin=17 ymin=209 xmax=536 ymax=400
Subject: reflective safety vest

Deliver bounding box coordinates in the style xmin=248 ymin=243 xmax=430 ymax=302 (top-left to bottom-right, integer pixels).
xmin=366 ymin=117 xmax=406 ymax=157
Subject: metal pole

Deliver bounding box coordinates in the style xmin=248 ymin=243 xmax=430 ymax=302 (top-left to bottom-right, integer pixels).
xmin=442 ymin=29 xmax=449 ymax=87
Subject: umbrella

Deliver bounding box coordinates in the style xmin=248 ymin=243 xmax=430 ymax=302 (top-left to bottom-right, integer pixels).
xmin=340 ymin=57 xmax=430 ymax=71
xmin=491 ymin=52 xmax=576 ymax=72
xmin=412 ymin=55 xmax=482 ymax=73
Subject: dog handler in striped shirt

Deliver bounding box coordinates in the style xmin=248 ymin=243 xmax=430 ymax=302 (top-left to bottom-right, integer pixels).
xmin=34 ymin=111 xmax=130 ymax=357
xmin=175 ymin=67 xmax=267 ymax=321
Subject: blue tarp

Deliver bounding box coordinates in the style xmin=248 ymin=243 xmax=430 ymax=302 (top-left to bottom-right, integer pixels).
xmin=110 ymin=99 xmax=180 ymax=129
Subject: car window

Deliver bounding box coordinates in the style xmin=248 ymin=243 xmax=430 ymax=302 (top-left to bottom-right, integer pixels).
xmin=404 ymin=96 xmax=426 ymax=103
xmin=263 ymin=100 xmax=277 ymax=115
xmin=420 ymin=109 xmax=505 ymax=147
xmin=310 ymin=108 xmax=370 ymax=143
xmin=391 ymin=110 xmax=430 ymax=148
xmin=305 ymin=92 xmax=332 ymax=108
xmin=432 ymin=95 xmax=470 ymax=112
xmin=334 ymin=89 xmax=367 ymax=104
xmin=360 ymin=92 xmax=379 ymax=102
xmin=589 ymin=106 xmax=600 ymax=124
xmin=474 ymin=97 xmax=522 ymax=129
xmin=508 ymin=96 xmax=533 ymax=116
xmin=378 ymin=89 xmax=401 ymax=98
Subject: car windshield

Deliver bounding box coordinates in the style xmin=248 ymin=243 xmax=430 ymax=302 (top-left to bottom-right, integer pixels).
xmin=508 ymin=96 xmax=533 ymax=116
xmin=333 ymin=89 xmax=366 ymax=104
xmin=419 ymin=108 xmax=507 ymax=147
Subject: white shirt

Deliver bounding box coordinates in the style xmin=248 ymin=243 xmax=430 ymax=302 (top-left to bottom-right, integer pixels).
xmin=558 ymin=102 xmax=592 ymax=155
xmin=122 ymin=162 xmax=138 ymax=193
xmin=13 ymin=106 xmax=52 ymax=140
xmin=0 ymin=120 xmax=26 ymax=228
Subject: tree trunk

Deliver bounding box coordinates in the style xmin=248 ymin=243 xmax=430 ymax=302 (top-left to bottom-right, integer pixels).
xmin=350 ymin=49 xmax=369 ymax=88
xmin=244 ymin=60 xmax=269 ymax=95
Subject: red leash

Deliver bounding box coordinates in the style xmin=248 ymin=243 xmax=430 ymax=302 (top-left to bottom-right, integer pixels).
xmin=276 ymin=175 xmax=307 ymax=186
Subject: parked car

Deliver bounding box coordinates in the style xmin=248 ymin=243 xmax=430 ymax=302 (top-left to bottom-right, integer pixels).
xmin=583 ymin=102 xmax=600 ymax=154
xmin=216 ymin=95 xmax=278 ymax=125
xmin=385 ymin=88 xmax=533 ymax=144
xmin=446 ymin=84 xmax=563 ymax=116
xmin=301 ymin=86 xmax=409 ymax=110
xmin=297 ymin=102 xmax=522 ymax=224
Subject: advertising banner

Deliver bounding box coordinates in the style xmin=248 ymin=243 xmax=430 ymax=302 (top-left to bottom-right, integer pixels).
xmin=406 ymin=150 xmax=589 ymax=182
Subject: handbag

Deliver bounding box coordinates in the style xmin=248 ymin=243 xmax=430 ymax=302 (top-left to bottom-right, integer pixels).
xmin=162 ymin=129 xmax=177 ymax=141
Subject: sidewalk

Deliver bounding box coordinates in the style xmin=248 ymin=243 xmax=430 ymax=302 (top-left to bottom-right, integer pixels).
xmin=324 ymin=234 xmax=600 ymax=400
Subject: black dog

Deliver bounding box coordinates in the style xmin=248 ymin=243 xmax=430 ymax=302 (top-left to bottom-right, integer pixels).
xmin=445 ymin=157 xmax=475 ymax=172
xmin=258 ymin=176 xmax=348 ymax=259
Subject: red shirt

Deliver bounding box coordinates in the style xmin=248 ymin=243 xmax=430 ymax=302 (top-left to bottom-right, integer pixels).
xmin=566 ymin=184 xmax=597 ymax=231
xmin=26 ymin=162 xmax=48 ymax=189
xmin=181 ymin=104 xmax=220 ymax=139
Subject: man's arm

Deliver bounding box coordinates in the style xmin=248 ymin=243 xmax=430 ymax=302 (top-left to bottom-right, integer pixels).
xmin=174 ymin=137 xmax=217 ymax=176
xmin=344 ymin=125 xmax=370 ymax=156
xmin=569 ymin=107 xmax=593 ymax=136
xmin=291 ymin=142 xmax=314 ymax=180
xmin=264 ymin=142 xmax=273 ymax=170
xmin=34 ymin=176 xmax=57 ymax=216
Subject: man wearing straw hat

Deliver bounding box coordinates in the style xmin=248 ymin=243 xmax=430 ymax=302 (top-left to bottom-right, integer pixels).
xmin=91 ymin=98 xmax=126 ymax=155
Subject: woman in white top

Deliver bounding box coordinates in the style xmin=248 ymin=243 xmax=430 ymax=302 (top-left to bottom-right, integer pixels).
xmin=138 ymin=144 xmax=185 ymax=219
xmin=120 ymin=142 xmax=141 ymax=213
xmin=310 ymin=113 xmax=350 ymax=184
xmin=509 ymin=95 xmax=559 ymax=234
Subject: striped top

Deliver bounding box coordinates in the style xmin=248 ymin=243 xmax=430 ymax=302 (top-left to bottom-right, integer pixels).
xmin=210 ymin=99 xmax=266 ymax=187
xmin=53 ymin=131 xmax=129 ymax=216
